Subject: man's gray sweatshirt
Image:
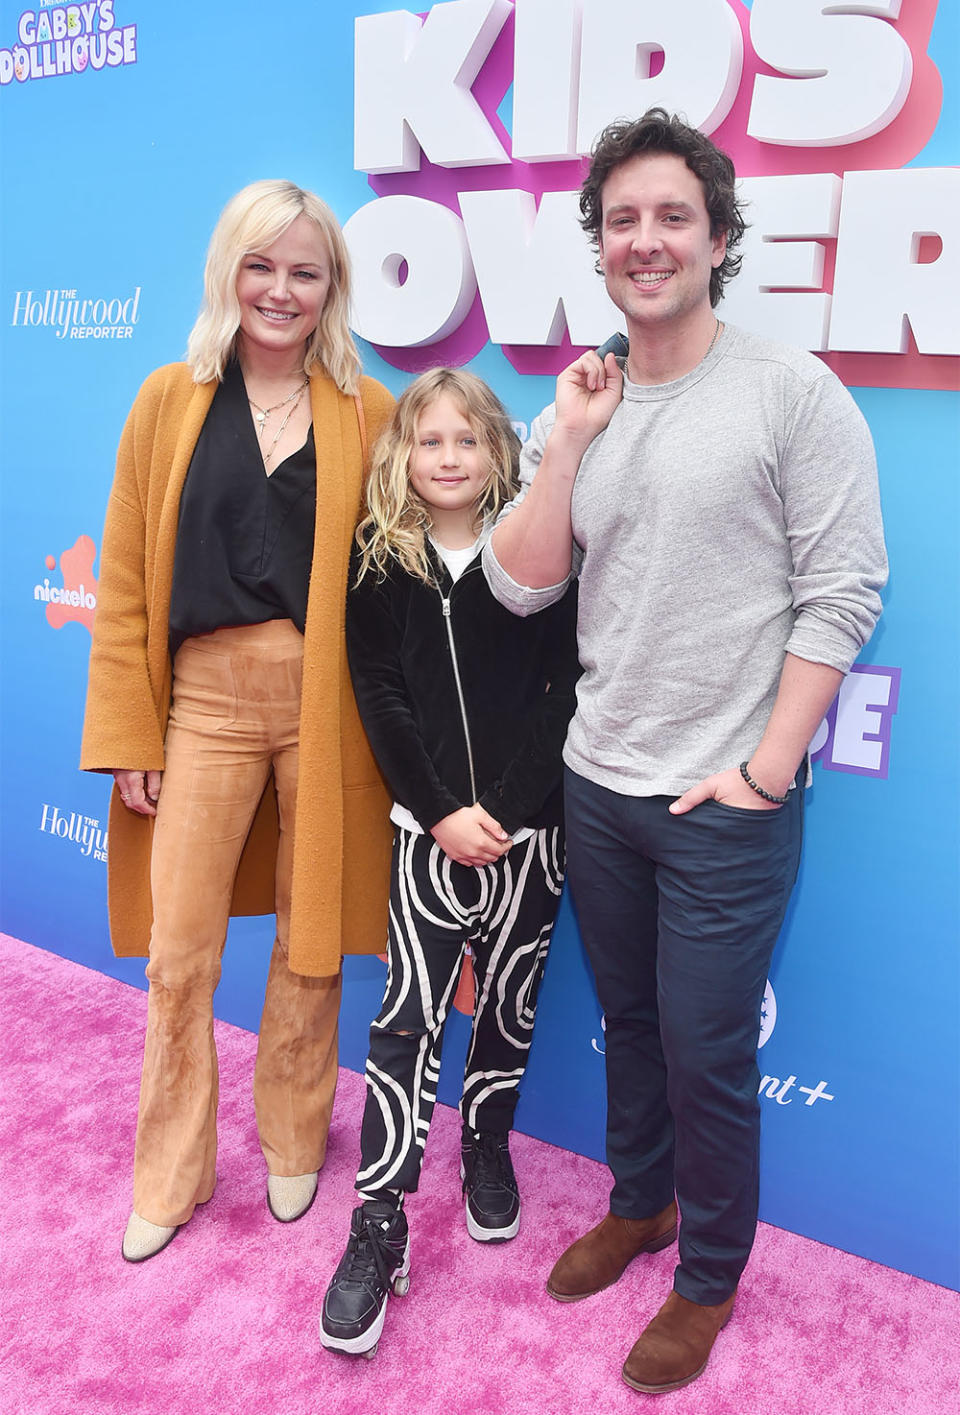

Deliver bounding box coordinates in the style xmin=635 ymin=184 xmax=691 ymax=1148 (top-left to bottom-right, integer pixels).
xmin=483 ymin=324 xmax=888 ymax=798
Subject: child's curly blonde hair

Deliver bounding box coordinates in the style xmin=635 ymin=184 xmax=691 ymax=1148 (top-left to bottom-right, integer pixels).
xmin=356 ymin=368 xmax=520 ymax=584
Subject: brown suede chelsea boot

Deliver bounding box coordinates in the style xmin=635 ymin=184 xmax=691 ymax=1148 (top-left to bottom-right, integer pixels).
xmin=545 ymin=1201 xmax=678 ymax=1302
xmin=621 ymin=1288 xmax=736 ymax=1393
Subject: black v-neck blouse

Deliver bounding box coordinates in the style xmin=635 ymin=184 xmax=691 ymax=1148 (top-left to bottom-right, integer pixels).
xmin=168 ymin=361 xmax=316 ymax=657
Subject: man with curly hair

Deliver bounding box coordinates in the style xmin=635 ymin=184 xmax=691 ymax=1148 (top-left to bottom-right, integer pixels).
xmin=485 ymin=109 xmax=886 ymax=1393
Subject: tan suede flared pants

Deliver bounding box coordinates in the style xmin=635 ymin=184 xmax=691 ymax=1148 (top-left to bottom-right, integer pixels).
xmin=133 ymin=621 xmax=340 ymax=1228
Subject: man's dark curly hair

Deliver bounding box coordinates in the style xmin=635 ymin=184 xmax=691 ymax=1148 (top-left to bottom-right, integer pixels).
xmin=579 ymin=108 xmax=747 ymax=308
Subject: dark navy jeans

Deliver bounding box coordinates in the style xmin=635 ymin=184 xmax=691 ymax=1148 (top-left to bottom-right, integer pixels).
xmin=564 ymin=767 xmax=804 ymax=1305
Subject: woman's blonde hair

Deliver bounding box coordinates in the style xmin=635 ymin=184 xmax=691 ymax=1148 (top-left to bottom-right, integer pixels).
xmin=356 ymin=368 xmax=520 ymax=584
xmin=186 ymin=179 xmax=360 ymax=392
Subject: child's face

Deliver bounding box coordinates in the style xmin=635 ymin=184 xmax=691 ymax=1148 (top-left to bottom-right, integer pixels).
xmin=410 ymin=395 xmax=490 ymax=521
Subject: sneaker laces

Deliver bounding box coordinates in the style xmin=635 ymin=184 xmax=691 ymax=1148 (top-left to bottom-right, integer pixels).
xmin=464 ymin=1131 xmax=517 ymax=1195
xmin=339 ymin=1207 xmax=403 ymax=1290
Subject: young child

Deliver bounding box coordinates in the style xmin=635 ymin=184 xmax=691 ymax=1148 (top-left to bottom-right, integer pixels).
xmin=320 ymin=368 xmax=579 ymax=1357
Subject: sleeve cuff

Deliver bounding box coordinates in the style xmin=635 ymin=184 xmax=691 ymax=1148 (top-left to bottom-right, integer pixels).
xmin=785 ymin=619 xmax=867 ymax=675
xmin=481 ymin=541 xmax=571 ymax=619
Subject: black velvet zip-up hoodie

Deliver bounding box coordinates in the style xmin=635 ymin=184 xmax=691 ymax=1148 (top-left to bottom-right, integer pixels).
xmin=345 ymin=538 xmax=580 ymax=837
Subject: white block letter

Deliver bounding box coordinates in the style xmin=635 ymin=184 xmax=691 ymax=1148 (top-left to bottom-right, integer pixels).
xmin=577 ymin=0 xmax=742 ymax=153
xmin=344 ymin=196 xmax=478 ymax=346
xmin=719 ymin=173 xmax=841 ymax=350
xmin=829 ymin=168 xmax=959 ymax=354
xmin=748 ymin=0 xmax=913 ymax=147
xmin=831 ymin=670 xmax=896 ymax=774
xmin=459 ymin=188 xmax=622 ymax=345
xmin=512 ymin=0 xmax=582 ymax=162
xmin=354 ymin=0 xmax=511 ymax=174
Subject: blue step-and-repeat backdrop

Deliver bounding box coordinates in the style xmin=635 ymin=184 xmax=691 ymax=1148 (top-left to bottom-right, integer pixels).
xmin=1 ymin=0 xmax=957 ymax=1290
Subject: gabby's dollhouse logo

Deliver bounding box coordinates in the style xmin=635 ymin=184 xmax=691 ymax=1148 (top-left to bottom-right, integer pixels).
xmin=34 ymin=534 xmax=98 ymax=633
xmin=0 ymin=3 xmax=137 ymax=86
xmin=346 ymin=0 xmax=955 ymax=391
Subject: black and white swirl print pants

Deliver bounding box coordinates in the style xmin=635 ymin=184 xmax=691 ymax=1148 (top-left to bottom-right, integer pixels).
xmin=355 ymin=825 xmax=565 ymax=1196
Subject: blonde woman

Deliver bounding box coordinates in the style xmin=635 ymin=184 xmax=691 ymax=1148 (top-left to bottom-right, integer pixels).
xmin=318 ymin=369 xmax=580 ymax=1357
xmin=81 ymin=180 xmax=394 ymax=1262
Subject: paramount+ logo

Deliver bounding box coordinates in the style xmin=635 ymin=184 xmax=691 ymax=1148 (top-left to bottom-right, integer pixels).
xmin=592 ymin=981 xmax=836 ymax=1111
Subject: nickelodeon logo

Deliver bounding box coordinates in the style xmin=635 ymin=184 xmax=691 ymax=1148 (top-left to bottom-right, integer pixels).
xmin=34 ymin=534 xmax=98 ymax=633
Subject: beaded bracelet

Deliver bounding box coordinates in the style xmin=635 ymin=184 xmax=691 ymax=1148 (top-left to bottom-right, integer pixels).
xmin=738 ymin=761 xmax=789 ymax=805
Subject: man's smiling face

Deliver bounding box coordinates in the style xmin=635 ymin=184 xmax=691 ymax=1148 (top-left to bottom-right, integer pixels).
xmin=598 ymin=152 xmax=727 ymax=335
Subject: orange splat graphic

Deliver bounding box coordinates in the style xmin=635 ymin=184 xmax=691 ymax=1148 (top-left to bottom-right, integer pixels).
xmin=45 ymin=535 xmax=98 ymax=634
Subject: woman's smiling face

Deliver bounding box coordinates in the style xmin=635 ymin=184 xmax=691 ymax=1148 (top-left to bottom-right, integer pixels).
xmin=235 ymin=214 xmax=332 ymax=363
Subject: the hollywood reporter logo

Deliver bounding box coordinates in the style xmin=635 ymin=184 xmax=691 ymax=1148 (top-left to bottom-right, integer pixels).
xmin=11 ymin=286 xmax=141 ymax=341
xmin=39 ymin=803 xmax=108 ymax=863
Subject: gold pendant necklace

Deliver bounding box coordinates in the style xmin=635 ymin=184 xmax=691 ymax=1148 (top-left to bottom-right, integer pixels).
xmin=248 ymin=378 xmax=309 ymax=439
xmin=261 ymin=383 xmax=308 ymax=468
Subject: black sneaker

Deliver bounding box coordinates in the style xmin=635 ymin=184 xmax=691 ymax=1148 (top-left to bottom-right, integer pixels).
xmin=319 ymin=1199 xmax=410 ymax=1357
xmin=460 ymin=1129 xmax=520 ymax=1243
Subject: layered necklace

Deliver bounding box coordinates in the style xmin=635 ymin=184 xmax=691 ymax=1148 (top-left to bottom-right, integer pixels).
xmin=248 ymin=377 xmax=309 ymax=468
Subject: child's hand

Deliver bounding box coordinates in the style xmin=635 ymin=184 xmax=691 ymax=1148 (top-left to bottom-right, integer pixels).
xmin=430 ymin=805 xmax=512 ymax=867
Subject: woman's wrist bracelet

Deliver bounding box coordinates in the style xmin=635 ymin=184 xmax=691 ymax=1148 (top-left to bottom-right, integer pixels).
xmin=738 ymin=761 xmax=789 ymax=805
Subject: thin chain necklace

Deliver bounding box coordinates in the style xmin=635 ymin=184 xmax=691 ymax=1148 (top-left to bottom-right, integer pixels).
xmin=247 ymin=377 xmax=309 ymax=468
xmin=248 ymin=377 xmax=308 ymax=434
xmin=628 ymin=318 xmax=723 ymax=386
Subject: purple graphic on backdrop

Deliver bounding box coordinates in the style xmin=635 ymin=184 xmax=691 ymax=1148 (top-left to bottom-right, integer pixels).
xmin=811 ymin=664 xmax=900 ymax=780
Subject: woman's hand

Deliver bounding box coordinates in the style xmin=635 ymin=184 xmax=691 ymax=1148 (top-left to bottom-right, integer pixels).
xmin=112 ymin=769 xmax=163 ymax=817
xmin=430 ymin=805 xmax=512 ymax=867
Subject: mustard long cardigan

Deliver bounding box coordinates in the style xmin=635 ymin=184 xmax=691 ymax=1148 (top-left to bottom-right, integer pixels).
xmin=80 ymin=362 xmax=395 ymax=978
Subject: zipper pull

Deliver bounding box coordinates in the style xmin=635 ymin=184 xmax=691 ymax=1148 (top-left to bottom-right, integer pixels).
xmin=441 ymin=598 xmax=451 ymax=617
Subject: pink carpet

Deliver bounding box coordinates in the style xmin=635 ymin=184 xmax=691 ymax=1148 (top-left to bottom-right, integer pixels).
xmin=1 ymin=933 xmax=956 ymax=1415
